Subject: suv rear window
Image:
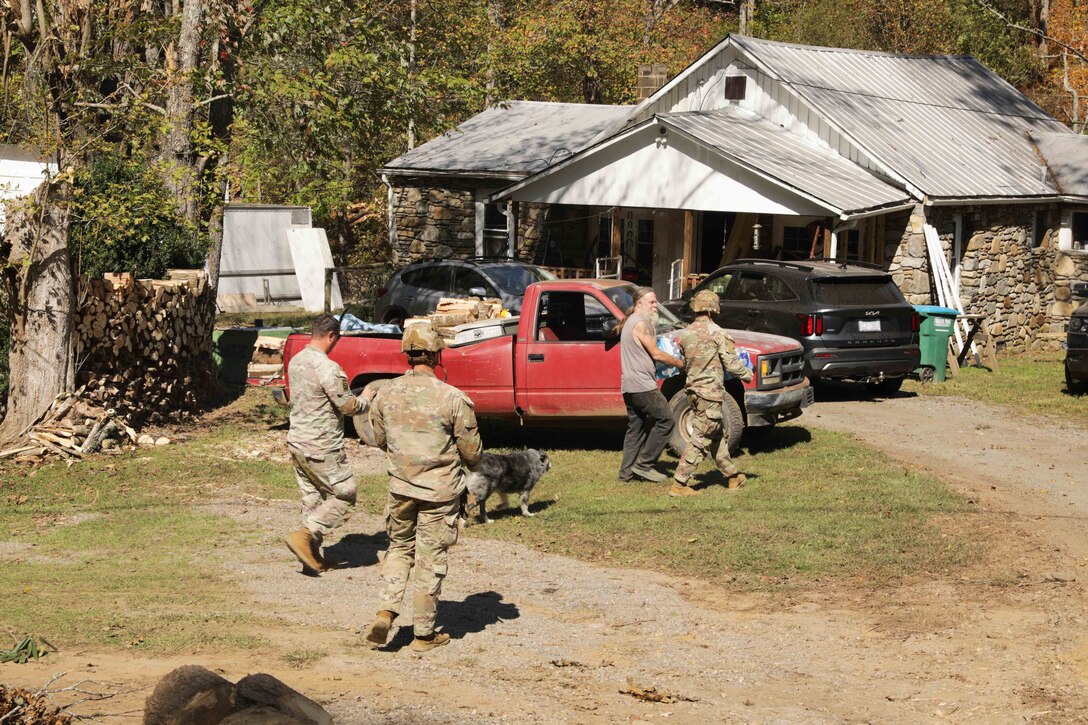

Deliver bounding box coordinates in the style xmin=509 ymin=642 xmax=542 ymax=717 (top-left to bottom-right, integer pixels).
xmin=482 ymin=263 xmax=554 ymax=295
xmin=811 ymin=277 xmax=904 ymax=305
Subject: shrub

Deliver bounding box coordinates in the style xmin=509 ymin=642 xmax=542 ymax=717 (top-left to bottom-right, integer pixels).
xmin=69 ymin=154 xmax=208 ymax=279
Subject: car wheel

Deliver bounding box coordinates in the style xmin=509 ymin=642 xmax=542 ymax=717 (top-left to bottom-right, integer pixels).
xmin=864 ymin=377 xmax=904 ymax=396
xmin=383 ymin=308 xmax=406 ymax=328
xmin=1067 ymin=363 xmax=1087 ymax=394
xmin=667 ymin=392 xmax=744 ymax=457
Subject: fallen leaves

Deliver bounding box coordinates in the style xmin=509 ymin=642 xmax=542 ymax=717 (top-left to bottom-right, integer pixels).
xmin=620 ymin=678 xmax=697 ymax=704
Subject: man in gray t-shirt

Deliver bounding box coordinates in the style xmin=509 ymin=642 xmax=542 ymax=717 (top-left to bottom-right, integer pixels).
xmin=618 ymin=287 xmax=685 ymax=482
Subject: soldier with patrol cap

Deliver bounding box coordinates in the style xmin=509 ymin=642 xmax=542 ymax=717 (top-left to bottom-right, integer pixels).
xmin=285 ymin=314 xmax=370 ymax=573
xmin=670 ymin=290 xmax=754 ymax=497
xmin=364 ymin=321 xmax=483 ymax=653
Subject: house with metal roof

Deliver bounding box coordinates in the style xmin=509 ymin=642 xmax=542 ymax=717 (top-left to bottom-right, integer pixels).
xmin=380 ymin=35 xmax=1088 ymax=350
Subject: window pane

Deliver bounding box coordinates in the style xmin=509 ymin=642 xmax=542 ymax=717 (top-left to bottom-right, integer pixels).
xmin=811 ymin=278 xmax=905 ymax=305
xmin=703 ymin=273 xmax=733 ymax=297
xmin=536 ymin=291 xmax=617 ymax=341
xmin=416 ymin=266 xmax=450 ymax=291
xmin=453 ymin=268 xmax=494 ymax=296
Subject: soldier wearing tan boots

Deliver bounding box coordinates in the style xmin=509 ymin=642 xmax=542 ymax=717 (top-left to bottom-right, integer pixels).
xmin=670 ymin=290 xmax=753 ymax=497
xmin=364 ymin=322 xmax=483 ymax=653
xmin=284 ymin=314 xmax=370 ymax=573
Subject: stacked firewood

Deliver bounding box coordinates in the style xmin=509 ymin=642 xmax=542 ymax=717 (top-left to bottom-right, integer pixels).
xmin=74 ymin=270 xmax=216 ymax=427
xmin=405 ymin=297 xmax=506 ymax=340
xmin=0 ymin=387 xmax=149 ymax=464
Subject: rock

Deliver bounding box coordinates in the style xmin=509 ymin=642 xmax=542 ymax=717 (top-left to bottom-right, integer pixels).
xmin=409 ymin=240 xmax=426 ymax=255
xmin=155 ymin=436 xmax=171 ymax=446
xmin=137 ymin=434 xmax=156 ymax=448
xmin=144 ymin=665 xmax=236 ymax=725
xmin=907 ymin=236 xmax=925 ymax=257
xmin=434 ymin=244 xmax=454 ymax=257
xmin=235 ymin=674 xmax=332 ymax=725
xmin=1055 ymin=285 xmax=1072 ymax=302
xmin=1044 ymin=572 xmax=1076 ymax=583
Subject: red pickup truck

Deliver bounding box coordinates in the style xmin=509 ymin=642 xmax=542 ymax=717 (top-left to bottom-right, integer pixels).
xmin=279 ymin=279 xmax=813 ymax=453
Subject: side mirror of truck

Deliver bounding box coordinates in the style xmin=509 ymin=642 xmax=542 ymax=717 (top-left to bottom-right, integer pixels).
xmin=602 ymin=318 xmax=619 ymax=337
xmin=1072 ymin=282 xmax=1088 ymax=298
xmin=681 ymin=289 xmax=694 ymax=301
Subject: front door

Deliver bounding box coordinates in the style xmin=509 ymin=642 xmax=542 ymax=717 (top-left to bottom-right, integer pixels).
xmin=520 ymin=290 xmax=624 ymax=417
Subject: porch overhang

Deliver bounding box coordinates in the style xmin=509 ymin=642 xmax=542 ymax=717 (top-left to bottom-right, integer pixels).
xmin=491 ymin=110 xmax=914 ymax=221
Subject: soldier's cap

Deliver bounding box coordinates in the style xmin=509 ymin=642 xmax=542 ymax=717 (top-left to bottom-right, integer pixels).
xmin=689 ymin=290 xmax=720 ymax=313
xmin=401 ymin=321 xmax=445 ymax=353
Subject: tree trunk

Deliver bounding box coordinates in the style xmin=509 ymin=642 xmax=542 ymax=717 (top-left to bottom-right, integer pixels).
xmin=159 ymin=0 xmax=203 ymax=225
xmin=0 ymin=181 xmax=76 ymax=444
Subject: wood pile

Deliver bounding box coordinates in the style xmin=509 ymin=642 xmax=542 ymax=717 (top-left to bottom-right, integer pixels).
xmin=406 ymin=296 xmax=505 ymax=340
xmin=74 ymin=269 xmax=216 ymax=427
xmin=0 ymin=387 xmax=165 ymax=465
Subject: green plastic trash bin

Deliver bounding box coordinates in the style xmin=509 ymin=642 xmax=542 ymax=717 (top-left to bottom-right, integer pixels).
xmin=913 ymin=305 xmax=958 ymax=382
xmin=212 ymin=328 xmax=259 ymax=385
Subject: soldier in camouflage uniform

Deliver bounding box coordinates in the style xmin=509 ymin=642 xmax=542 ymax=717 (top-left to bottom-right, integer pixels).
xmin=670 ymin=290 xmax=754 ymax=497
xmin=364 ymin=322 xmax=483 ymax=653
xmin=284 ymin=314 xmax=370 ymax=573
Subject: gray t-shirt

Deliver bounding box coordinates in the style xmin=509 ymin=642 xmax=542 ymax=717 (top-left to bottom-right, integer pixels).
xmin=620 ymin=312 xmax=657 ymax=394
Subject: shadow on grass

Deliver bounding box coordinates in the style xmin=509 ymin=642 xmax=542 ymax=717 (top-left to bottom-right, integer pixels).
xmin=480 ymin=420 xmax=626 ymax=451
xmin=326 ymin=531 xmax=387 ymax=569
xmin=468 ymin=497 xmax=558 ymax=524
xmin=380 ymin=591 xmax=520 ymax=651
xmin=743 ymin=425 xmax=812 ymax=455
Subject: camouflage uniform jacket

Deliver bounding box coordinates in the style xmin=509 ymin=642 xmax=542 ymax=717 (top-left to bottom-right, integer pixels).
xmin=371 ymin=370 xmax=483 ymax=503
xmin=677 ymin=317 xmax=753 ymax=402
xmin=286 ymin=345 xmax=367 ymax=458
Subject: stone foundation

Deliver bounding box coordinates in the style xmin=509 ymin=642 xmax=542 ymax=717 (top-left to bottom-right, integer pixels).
xmin=390 ymin=180 xmax=476 ymax=265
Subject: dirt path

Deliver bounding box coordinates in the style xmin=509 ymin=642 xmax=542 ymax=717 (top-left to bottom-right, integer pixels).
xmin=5 ymin=394 xmax=1088 ymax=723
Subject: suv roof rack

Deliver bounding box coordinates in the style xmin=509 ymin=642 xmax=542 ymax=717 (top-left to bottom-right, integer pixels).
xmin=403 ymin=255 xmax=517 ymax=267
xmin=729 ymin=258 xmax=888 ymax=273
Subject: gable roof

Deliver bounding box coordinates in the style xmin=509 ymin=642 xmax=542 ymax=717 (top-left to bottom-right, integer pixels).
xmin=379 ymin=101 xmax=630 ymax=180
xmin=1030 ymin=131 xmax=1088 ymax=197
xmin=730 ymin=36 xmax=1071 ymax=199
xmin=661 ymin=108 xmax=912 ymax=215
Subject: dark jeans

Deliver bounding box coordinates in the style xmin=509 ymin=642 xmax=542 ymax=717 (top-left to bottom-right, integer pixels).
xmin=619 ymin=389 xmax=674 ymax=479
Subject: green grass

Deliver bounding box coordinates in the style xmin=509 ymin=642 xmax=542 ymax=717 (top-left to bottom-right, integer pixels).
xmin=903 ymin=351 xmax=1087 ymax=424
xmin=353 ymin=424 xmax=980 ymax=588
xmin=0 ymin=387 xmax=984 ymax=657
xmin=216 ymin=311 xmax=312 ymax=329
xmin=0 ymin=391 xmax=292 ymax=653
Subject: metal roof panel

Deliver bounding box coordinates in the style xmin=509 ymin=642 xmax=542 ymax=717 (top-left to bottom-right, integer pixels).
xmin=382 ymin=101 xmax=631 ymax=177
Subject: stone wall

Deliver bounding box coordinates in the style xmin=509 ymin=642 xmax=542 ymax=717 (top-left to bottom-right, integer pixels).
xmin=886 ymin=203 xmax=1088 ymax=351
xmin=390 ymin=179 xmax=549 ymax=265
xmin=391 ymin=180 xmax=476 ymax=265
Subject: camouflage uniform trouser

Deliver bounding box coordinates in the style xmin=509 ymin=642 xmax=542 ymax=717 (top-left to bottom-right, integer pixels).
xmin=378 ymin=492 xmax=460 ymax=638
xmin=290 ymin=448 xmax=357 ymax=537
xmin=674 ymin=393 xmax=739 ymax=484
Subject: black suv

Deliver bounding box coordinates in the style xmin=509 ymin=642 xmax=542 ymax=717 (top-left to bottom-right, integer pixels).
xmin=664 ymin=259 xmax=921 ymax=394
xmin=373 ymin=258 xmax=555 ymax=326
xmin=1065 ymin=282 xmax=1088 ymax=393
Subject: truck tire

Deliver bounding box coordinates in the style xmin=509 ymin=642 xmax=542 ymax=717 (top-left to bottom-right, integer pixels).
xmin=1067 ymin=363 xmax=1087 ymax=394
xmin=352 ymin=379 xmax=392 ymax=447
xmin=667 ymin=392 xmax=744 ymax=458
xmin=383 ymin=308 xmax=407 ymax=328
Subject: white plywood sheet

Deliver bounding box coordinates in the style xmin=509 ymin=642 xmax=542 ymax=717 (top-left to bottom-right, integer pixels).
xmin=287 ymin=227 xmax=342 ymax=312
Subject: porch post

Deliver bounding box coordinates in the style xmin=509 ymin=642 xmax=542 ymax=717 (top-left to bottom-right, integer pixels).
xmin=682 ymin=210 xmax=695 ymax=281
xmin=507 ymin=201 xmax=517 ymax=259
xmin=611 ymin=207 xmax=623 ymax=258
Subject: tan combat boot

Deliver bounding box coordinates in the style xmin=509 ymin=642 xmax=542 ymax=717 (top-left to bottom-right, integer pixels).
xmin=365 ymin=610 xmax=396 ymax=647
xmin=668 ymin=481 xmax=701 ymax=497
xmin=310 ymin=534 xmax=339 ymax=572
xmin=410 ymin=632 xmax=451 ymax=653
xmin=285 ymin=528 xmax=324 ymax=571
xmin=726 ymin=473 xmax=747 ymax=490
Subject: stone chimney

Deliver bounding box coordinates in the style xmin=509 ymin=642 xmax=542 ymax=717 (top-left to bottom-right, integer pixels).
xmin=636 ymin=64 xmax=668 ymax=101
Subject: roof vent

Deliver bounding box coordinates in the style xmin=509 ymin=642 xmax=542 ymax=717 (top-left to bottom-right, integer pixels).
xmin=637 ymin=64 xmax=668 ymax=100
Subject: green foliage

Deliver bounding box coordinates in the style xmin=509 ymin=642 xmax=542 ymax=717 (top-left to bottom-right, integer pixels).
xmin=69 ymin=153 xmax=207 ymax=279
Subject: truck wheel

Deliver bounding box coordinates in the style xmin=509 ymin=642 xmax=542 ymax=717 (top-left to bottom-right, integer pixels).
xmin=352 ymin=379 xmax=392 ymax=447
xmin=667 ymin=393 xmax=744 ymax=458
xmin=864 ymin=377 xmax=903 ymax=396
xmin=384 ymin=308 xmax=406 ymax=328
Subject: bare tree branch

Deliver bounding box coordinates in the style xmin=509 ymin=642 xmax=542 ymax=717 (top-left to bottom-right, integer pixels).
xmin=977 ymin=0 xmax=1088 ymax=66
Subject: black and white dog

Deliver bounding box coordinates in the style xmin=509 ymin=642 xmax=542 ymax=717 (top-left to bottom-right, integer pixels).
xmin=466 ymin=449 xmax=551 ymax=523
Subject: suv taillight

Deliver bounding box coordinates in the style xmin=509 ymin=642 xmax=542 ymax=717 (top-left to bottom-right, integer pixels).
xmin=799 ymin=314 xmax=824 ymax=336
xmin=376 ymin=287 xmax=389 ymax=298
xmin=910 ymin=312 xmax=921 ymax=332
